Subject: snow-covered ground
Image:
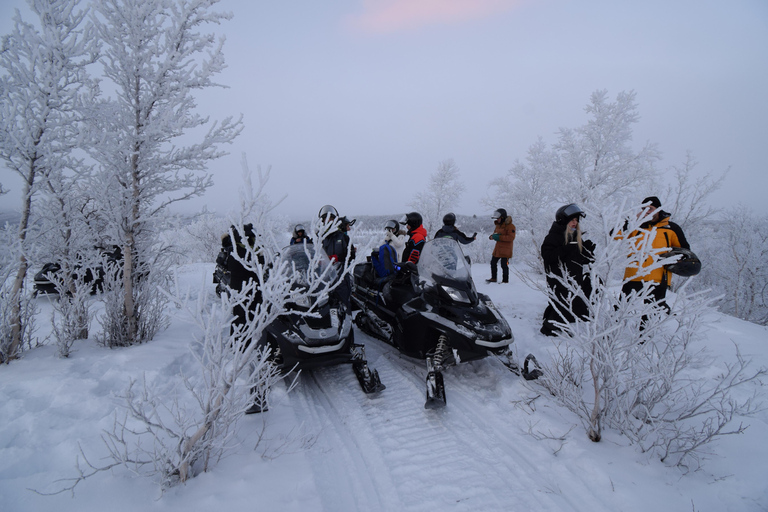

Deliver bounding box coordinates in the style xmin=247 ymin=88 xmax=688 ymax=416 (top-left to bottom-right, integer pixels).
xmin=2 ymin=262 xmax=767 ymax=512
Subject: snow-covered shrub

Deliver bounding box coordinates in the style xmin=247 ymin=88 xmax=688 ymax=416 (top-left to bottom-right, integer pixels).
xmin=539 ymin=207 xmax=765 ymax=469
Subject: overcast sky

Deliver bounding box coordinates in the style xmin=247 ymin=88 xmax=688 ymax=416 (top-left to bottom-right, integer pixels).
xmin=1 ymin=0 xmax=767 ymax=221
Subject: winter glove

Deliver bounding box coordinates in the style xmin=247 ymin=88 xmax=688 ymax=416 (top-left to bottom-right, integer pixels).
xmin=491 ymin=233 xmax=500 ymax=242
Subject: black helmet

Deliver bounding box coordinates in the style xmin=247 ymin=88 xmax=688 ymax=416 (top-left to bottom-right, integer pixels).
xmin=401 ymin=212 xmax=422 ymax=229
xmin=384 ymin=219 xmax=399 ymax=232
xmin=443 ymin=212 xmax=456 ymax=226
xmin=339 ymin=216 xmax=356 ymax=230
xmin=555 ymin=203 xmax=585 ymax=225
xmin=318 ymin=204 xmax=338 ymax=221
xmin=492 ymin=208 xmax=507 ymax=221
xmin=663 ymin=247 xmax=701 ymax=277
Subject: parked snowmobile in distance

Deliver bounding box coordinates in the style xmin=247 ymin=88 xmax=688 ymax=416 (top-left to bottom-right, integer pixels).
xmin=33 ymin=246 xmax=122 ymax=296
xmin=259 ymin=243 xmax=384 ymax=394
xmin=352 ymin=238 xmax=520 ymax=409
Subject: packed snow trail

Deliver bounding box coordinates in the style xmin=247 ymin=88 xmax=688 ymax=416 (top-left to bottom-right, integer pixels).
xmin=285 ymin=330 xmax=630 ymax=512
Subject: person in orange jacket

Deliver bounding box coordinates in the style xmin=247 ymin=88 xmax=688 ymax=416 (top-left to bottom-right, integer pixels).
xmin=487 ymin=208 xmax=516 ymax=283
xmin=619 ymin=196 xmax=689 ymax=314
xmin=401 ymin=212 xmax=427 ymax=265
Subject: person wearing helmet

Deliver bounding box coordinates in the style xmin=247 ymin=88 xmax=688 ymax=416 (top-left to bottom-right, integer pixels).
xmin=540 ymin=204 xmax=595 ymax=336
xmin=383 ymin=218 xmax=407 ymax=261
xmin=289 ymin=224 xmax=312 ymax=245
xmin=400 ymin=212 xmax=427 ymax=265
xmin=319 ymin=206 xmax=356 ymax=307
xmin=318 ymin=204 xmax=339 ymax=224
xmin=618 ymin=196 xmax=690 ymax=319
xmin=372 ymin=220 xmax=402 ymax=279
xmin=487 ymin=208 xmax=516 ymax=283
xmin=434 ymin=212 xmax=477 ymax=245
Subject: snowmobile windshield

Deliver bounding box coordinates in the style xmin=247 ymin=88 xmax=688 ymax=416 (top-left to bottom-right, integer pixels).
xmin=418 ymin=239 xmax=476 ymax=305
xmin=280 ymin=244 xmax=337 ymax=287
xmin=418 ymin=239 xmax=471 ymax=285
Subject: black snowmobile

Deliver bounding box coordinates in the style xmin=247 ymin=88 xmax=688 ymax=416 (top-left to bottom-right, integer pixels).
xmin=258 ymin=243 xmax=385 ymax=394
xmin=33 ymin=246 xmax=122 ymax=296
xmin=352 ymin=238 xmax=529 ymax=409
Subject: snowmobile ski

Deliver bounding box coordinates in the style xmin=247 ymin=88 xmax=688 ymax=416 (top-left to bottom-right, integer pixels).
xmin=425 ymin=369 xmax=446 ymax=409
xmin=522 ymin=353 xmax=543 ymax=380
xmin=351 ymin=343 xmax=386 ymax=394
xmin=490 ymin=346 xmax=521 ymax=376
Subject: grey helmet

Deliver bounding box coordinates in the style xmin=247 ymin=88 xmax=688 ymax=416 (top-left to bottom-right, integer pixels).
xmin=318 ymin=205 xmax=338 ymax=222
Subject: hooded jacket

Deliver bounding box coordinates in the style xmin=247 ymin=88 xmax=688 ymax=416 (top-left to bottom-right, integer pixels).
xmin=491 ymin=216 xmax=516 ymax=259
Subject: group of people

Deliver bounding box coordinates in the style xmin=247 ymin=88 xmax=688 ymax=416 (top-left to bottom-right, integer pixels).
xmin=223 ymin=196 xmax=691 ymax=346
xmin=539 ymin=196 xmax=690 ymax=336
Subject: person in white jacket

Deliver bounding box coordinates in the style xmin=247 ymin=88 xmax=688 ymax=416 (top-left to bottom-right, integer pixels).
xmin=383 ymin=219 xmax=407 ymax=261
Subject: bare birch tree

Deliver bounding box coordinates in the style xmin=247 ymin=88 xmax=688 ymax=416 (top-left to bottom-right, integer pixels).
xmin=0 ymin=0 xmax=96 ymax=362
xmin=410 ymin=158 xmax=465 ymax=235
xmin=88 ymin=0 xmax=243 ymax=346
xmin=486 ymin=90 xmax=661 ymax=270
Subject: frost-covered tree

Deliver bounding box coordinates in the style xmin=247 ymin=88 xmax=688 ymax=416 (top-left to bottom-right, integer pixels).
xmin=662 ymin=151 xmax=727 ymax=234
xmin=36 ymin=170 xmax=103 ymax=357
xmin=486 ymin=90 xmax=661 ymax=270
xmin=0 ymin=0 xmax=97 ymax=362
xmin=410 ymin=158 xmax=465 ymax=235
xmin=88 ymin=0 xmax=242 ymax=346
xmin=698 ymin=207 xmax=768 ymax=325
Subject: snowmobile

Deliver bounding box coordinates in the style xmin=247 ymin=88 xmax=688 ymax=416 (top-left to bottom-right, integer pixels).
xmin=258 ymin=243 xmax=385 ymax=394
xmin=33 ymin=247 xmax=122 ymax=296
xmin=352 ymin=238 xmax=531 ymax=409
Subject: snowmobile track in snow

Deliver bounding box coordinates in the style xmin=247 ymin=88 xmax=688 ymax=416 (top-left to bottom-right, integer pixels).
xmin=287 ymin=330 xmax=598 ymax=512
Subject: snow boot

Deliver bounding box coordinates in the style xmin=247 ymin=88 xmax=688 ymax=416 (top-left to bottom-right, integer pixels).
xmin=485 ymin=277 xmax=497 ymax=283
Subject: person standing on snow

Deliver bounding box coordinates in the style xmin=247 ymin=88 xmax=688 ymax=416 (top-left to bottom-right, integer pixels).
xmin=487 ymin=208 xmax=515 ymax=283
xmin=540 ymin=204 xmax=596 ymax=337
xmin=434 ymin=213 xmax=477 ymax=245
xmin=401 ymin=212 xmax=428 ymax=265
xmin=619 ymin=196 xmax=689 ymax=315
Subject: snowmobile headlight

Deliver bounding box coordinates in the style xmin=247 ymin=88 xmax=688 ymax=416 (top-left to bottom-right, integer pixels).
xmin=441 ymin=285 xmax=471 ymax=304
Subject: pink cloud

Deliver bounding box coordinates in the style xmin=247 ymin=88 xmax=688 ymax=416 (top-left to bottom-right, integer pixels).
xmin=345 ymin=0 xmax=523 ymax=34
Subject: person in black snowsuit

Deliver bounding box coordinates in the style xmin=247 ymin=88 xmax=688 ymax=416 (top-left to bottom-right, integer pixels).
xmin=223 ymin=223 xmax=270 ymax=414
xmin=540 ymin=204 xmax=595 ymax=336
xmin=319 ymin=206 xmax=356 ymax=308
xmin=434 ymin=213 xmax=477 ymax=245
xmin=223 ymin=223 xmax=264 ymax=339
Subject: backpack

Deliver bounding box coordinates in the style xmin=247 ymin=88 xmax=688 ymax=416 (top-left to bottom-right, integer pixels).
xmin=372 ymin=243 xmax=398 ymax=277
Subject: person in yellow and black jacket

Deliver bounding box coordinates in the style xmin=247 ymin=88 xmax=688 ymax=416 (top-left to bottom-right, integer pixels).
xmin=620 ymin=196 xmax=689 ymax=315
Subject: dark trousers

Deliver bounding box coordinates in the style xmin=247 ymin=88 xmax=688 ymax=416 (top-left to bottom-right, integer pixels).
xmin=621 ymin=280 xmax=670 ymax=330
xmin=490 ymin=256 xmax=509 ymax=281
